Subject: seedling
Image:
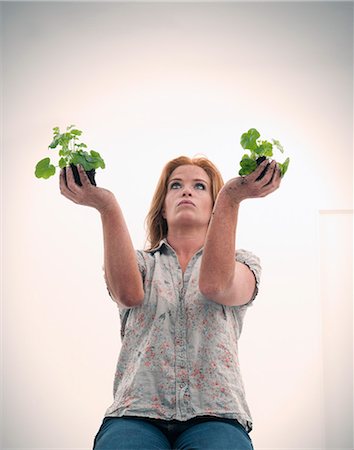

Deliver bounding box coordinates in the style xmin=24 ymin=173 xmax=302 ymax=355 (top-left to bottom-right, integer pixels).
xmin=34 ymin=125 xmax=105 ymax=186
xmin=238 ymin=128 xmax=290 ymax=179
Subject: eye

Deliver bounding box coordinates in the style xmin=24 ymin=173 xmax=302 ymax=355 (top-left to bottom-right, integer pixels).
xmin=195 ymin=182 xmax=206 ymax=190
xmin=170 ymin=181 xmax=181 ymax=189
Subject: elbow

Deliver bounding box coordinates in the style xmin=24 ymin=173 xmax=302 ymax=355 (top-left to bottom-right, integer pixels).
xmin=124 ymin=295 xmax=144 ymax=308
xmin=199 ymin=261 xmax=236 ymax=301
xmin=122 ymin=288 xmax=145 ymax=307
xmin=111 ymin=286 xmax=145 ymax=308
xmin=199 ymin=272 xmax=234 ymax=301
xmin=199 ymin=280 xmax=224 ymax=300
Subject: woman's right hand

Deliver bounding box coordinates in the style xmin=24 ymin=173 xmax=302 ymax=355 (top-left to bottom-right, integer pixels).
xmin=60 ymin=165 xmax=117 ymax=214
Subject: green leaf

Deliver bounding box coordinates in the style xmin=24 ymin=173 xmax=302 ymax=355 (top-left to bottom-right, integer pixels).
xmin=240 ymin=128 xmax=260 ymax=151
xmin=272 ymin=139 xmax=284 ymax=153
xmin=278 ymin=157 xmax=290 ymax=177
xmin=257 ymin=140 xmax=273 ymax=157
xmin=35 ymin=157 xmax=56 ymax=179
xmin=71 ymin=153 xmax=90 ymax=170
xmin=58 ymin=133 xmax=72 ymax=152
xmin=252 ymin=145 xmax=263 ymax=155
xmin=239 ymin=154 xmax=253 ymax=165
xmin=59 ymin=158 xmax=67 ymax=169
xmin=63 ymin=132 xmax=73 ymax=141
xmin=89 ymin=150 xmax=105 ymax=169
xmin=84 ymin=155 xmax=94 ymax=163
xmin=49 ymin=136 xmax=61 ymax=148
xmin=238 ymin=155 xmax=257 ymax=175
xmin=70 ymin=129 xmax=82 ymax=136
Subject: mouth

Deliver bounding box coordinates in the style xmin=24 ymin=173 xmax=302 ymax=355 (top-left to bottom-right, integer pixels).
xmin=178 ymin=200 xmax=196 ymax=207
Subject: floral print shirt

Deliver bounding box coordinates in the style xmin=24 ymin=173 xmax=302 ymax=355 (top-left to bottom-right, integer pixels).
xmin=102 ymin=239 xmax=261 ymax=433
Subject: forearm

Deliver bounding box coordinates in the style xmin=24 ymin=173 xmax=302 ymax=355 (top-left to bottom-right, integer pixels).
xmin=199 ymin=189 xmax=240 ymax=296
xmin=100 ymin=200 xmax=144 ymax=307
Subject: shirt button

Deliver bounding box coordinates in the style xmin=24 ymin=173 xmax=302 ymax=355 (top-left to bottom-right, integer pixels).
xmin=180 ymin=383 xmax=185 ymax=388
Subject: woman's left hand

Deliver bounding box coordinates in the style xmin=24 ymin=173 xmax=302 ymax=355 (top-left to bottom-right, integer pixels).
xmin=221 ymin=159 xmax=282 ymax=205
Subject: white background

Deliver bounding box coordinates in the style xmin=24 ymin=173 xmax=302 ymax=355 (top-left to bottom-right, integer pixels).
xmin=2 ymin=1 xmax=353 ymax=449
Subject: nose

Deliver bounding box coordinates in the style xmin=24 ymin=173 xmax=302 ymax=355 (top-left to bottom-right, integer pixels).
xmin=182 ymin=186 xmax=192 ymax=196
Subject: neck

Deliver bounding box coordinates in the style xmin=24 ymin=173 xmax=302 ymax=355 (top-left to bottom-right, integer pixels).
xmin=166 ymin=226 xmax=206 ymax=260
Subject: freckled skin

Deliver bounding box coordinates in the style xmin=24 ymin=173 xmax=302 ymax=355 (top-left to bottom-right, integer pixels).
xmin=162 ymin=165 xmax=213 ymax=233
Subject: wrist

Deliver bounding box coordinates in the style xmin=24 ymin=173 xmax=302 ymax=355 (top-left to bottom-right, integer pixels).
xmin=98 ymin=197 xmax=119 ymax=217
xmin=219 ymin=182 xmax=243 ymax=207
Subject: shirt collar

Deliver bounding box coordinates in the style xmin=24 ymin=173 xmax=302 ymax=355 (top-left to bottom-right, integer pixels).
xmin=147 ymin=238 xmax=170 ymax=254
xmin=147 ymin=238 xmax=204 ymax=256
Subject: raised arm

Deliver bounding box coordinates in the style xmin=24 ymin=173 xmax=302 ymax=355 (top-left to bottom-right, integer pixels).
xmin=60 ymin=165 xmax=144 ymax=308
xmin=99 ymin=201 xmax=144 ymax=308
xmin=199 ymin=159 xmax=281 ymax=306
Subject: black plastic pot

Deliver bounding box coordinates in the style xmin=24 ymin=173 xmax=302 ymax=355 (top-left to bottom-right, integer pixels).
xmin=63 ymin=164 xmax=97 ymax=187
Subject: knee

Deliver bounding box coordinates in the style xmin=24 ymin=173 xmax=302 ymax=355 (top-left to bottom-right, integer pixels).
xmin=174 ymin=420 xmax=254 ymax=450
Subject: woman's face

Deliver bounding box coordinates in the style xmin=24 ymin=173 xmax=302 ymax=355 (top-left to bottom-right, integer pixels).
xmin=162 ymin=165 xmax=213 ymax=229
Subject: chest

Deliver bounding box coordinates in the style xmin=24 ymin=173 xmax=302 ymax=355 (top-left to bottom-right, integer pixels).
xmin=178 ymin=259 xmax=189 ymax=275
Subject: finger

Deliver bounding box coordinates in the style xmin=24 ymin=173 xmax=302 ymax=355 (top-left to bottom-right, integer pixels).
xmin=260 ymin=165 xmax=281 ymax=195
xmin=65 ymin=165 xmax=81 ymax=194
xmin=259 ymin=160 xmax=277 ymax=186
xmin=270 ymin=163 xmax=282 ymax=184
xmin=59 ymin=167 xmax=65 ymax=185
xmin=261 ymin=177 xmax=280 ymax=196
xmin=272 ymin=163 xmax=282 ymax=183
xmin=59 ymin=168 xmax=79 ymax=202
xmin=77 ymin=164 xmax=90 ymax=187
xmin=59 ymin=168 xmax=70 ymax=192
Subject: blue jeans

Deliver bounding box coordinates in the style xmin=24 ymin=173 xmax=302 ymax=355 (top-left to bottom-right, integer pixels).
xmin=93 ymin=415 xmax=255 ymax=450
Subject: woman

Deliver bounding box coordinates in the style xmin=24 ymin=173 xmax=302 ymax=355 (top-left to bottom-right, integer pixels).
xmin=60 ymin=155 xmax=281 ymax=450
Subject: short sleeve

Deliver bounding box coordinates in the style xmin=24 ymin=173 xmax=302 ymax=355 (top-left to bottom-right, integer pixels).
xmin=136 ymin=249 xmax=147 ymax=282
xmin=235 ymin=248 xmax=262 ymax=307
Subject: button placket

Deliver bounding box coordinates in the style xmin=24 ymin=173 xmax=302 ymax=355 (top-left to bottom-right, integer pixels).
xmin=174 ymin=257 xmax=191 ymax=418
xmin=166 ymin=246 xmax=200 ymax=419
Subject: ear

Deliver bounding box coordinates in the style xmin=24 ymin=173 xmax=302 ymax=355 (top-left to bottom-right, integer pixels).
xmin=161 ymin=209 xmax=166 ymax=219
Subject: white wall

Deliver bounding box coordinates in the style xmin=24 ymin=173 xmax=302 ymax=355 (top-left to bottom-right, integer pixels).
xmin=2 ymin=2 xmax=353 ymax=449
